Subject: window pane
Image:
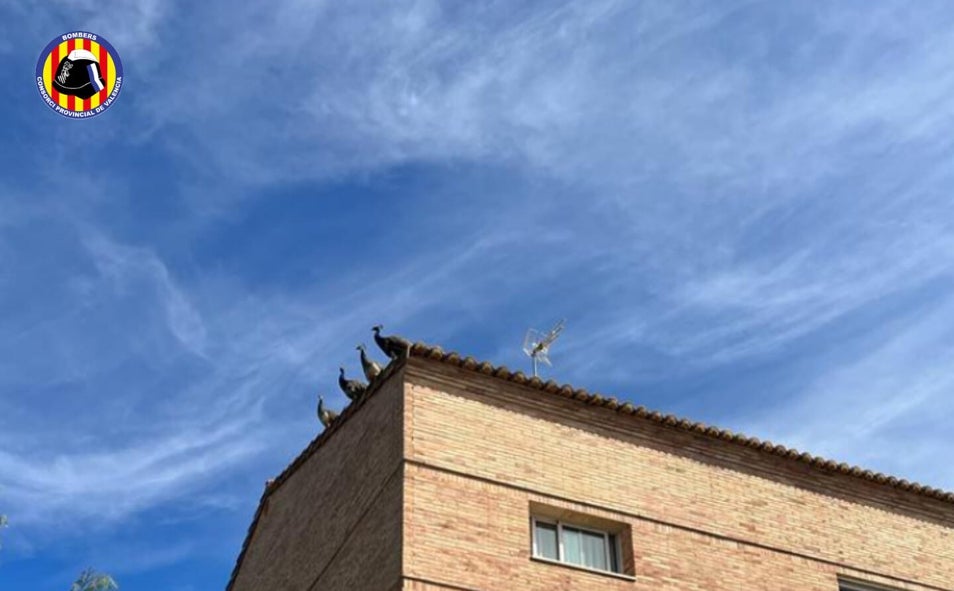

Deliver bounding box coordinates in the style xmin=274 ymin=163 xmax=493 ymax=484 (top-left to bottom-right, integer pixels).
xmin=580 ymin=530 xmax=608 ymax=571
xmin=534 ymin=521 xmax=558 ymax=560
xmin=562 ymin=526 xmax=584 ymax=566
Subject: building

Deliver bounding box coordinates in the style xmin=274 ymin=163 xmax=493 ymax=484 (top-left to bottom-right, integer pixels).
xmin=227 ymin=342 xmax=954 ymax=590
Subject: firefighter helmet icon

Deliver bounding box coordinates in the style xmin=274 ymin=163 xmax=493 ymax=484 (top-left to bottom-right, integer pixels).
xmin=52 ymin=49 xmax=106 ymax=100
xmin=35 ymin=32 xmax=123 ymax=118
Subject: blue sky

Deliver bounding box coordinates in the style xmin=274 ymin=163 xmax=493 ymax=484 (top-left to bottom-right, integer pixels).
xmin=2 ymin=1 xmax=954 ymax=588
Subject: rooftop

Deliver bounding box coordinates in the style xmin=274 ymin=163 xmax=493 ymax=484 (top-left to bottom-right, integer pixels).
xmin=227 ymin=339 xmax=954 ymax=589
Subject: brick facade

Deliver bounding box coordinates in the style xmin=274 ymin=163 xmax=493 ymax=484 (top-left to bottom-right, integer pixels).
xmin=229 ymin=352 xmax=954 ymax=591
xmin=229 ymin=372 xmax=405 ymax=590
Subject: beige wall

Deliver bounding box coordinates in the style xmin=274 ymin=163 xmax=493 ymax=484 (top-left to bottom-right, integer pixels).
xmin=230 ymin=373 xmax=405 ymax=591
xmin=403 ymin=360 xmax=954 ymax=591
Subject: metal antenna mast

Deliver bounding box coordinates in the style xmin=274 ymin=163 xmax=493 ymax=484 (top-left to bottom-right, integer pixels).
xmin=522 ymin=319 xmax=565 ymax=378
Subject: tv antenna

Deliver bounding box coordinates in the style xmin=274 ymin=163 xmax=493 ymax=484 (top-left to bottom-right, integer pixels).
xmin=523 ymin=319 xmax=565 ymax=378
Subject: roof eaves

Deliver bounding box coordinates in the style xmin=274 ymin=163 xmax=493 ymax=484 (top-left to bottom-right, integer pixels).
xmin=407 ymin=341 xmax=954 ymax=506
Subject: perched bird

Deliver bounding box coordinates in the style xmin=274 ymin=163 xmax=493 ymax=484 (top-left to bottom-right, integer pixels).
xmin=317 ymin=395 xmax=339 ymax=429
xmin=372 ymin=325 xmax=411 ymax=360
xmin=357 ymin=343 xmax=383 ymax=382
xmin=338 ymin=367 xmax=367 ymax=401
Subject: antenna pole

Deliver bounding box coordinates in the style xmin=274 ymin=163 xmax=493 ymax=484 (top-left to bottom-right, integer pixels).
xmin=523 ymin=319 xmax=565 ymax=379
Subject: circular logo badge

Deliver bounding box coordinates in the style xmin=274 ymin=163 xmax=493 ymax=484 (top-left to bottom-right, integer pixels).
xmin=35 ymin=32 xmax=123 ymax=119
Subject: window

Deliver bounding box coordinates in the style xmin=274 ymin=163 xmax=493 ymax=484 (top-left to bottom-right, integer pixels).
xmin=531 ymin=517 xmax=621 ymax=574
xmin=840 ymin=582 xmax=900 ymax=591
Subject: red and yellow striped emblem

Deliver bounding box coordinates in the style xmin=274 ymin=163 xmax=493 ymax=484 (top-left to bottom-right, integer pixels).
xmin=36 ymin=32 xmax=124 ymax=118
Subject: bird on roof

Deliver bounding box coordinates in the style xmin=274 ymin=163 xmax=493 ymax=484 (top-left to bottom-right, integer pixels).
xmin=372 ymin=325 xmax=411 ymax=360
xmin=317 ymin=394 xmax=339 ymax=429
xmin=357 ymin=343 xmax=383 ymax=382
xmin=338 ymin=367 xmax=367 ymax=401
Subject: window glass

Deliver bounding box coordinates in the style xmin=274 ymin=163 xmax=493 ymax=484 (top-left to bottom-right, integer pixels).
xmin=531 ymin=517 xmax=622 ymax=574
xmin=580 ymin=529 xmax=608 ymax=571
xmin=562 ymin=526 xmax=584 ymax=566
xmin=534 ymin=521 xmax=558 ymax=560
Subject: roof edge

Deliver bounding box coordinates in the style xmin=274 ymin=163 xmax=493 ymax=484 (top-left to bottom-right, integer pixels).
xmin=225 ymin=358 xmax=406 ymax=590
xmin=227 ymin=336 xmax=954 ymax=589
xmin=406 ymin=341 xmax=954 ymax=507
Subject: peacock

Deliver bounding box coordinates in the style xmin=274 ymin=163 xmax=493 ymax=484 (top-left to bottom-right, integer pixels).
xmin=372 ymin=325 xmax=411 ymax=360
xmin=357 ymin=343 xmax=383 ymax=382
xmin=338 ymin=367 xmax=367 ymax=401
xmin=317 ymin=394 xmax=339 ymax=429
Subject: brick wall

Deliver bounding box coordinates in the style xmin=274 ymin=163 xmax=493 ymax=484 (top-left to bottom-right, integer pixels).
xmin=229 ymin=356 xmax=954 ymax=591
xmin=402 ymin=359 xmax=954 ymax=591
xmin=229 ymin=372 xmax=405 ymax=591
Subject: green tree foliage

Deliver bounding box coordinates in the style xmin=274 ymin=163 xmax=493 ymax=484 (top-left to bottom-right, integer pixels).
xmin=0 ymin=514 xmax=118 ymax=590
xmin=70 ymin=569 xmax=118 ymax=591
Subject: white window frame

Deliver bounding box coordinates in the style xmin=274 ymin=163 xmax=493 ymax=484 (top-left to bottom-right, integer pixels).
xmin=531 ymin=516 xmax=622 ymax=574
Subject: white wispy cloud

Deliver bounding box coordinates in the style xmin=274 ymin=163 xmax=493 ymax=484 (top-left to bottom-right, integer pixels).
xmin=0 ymin=228 xmax=256 ymax=529
xmin=650 ymin=217 xmax=954 ymax=363
xmin=81 ymin=231 xmax=209 ymax=357
xmin=3 ymin=1 xmax=954 ymax=578
xmin=0 ymin=219 xmax=529 ymax=532
xmin=0 ymin=421 xmax=258 ymax=523
xmin=11 ymin=0 xmax=174 ymax=59
xmin=122 ymin=2 xmax=954 ymax=191
xmin=118 ymin=0 xmax=954 ymax=369
xmin=738 ymin=293 xmax=954 ymax=490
